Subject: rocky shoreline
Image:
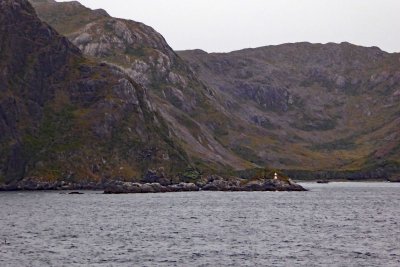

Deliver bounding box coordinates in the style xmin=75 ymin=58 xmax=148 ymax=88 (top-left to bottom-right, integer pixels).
xmin=0 ymin=176 xmax=307 ymax=193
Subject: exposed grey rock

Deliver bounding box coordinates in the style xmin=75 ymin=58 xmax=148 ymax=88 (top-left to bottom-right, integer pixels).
xmin=201 ymin=176 xmax=306 ymax=192
xmin=0 ymin=175 xmax=306 ymax=193
xmin=169 ymin=182 xmax=199 ymax=192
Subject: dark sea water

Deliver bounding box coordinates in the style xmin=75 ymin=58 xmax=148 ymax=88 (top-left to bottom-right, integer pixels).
xmin=0 ymin=182 xmax=399 ymax=267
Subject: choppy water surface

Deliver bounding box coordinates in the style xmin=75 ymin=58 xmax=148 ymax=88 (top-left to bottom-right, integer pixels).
xmin=0 ymin=182 xmax=399 ymax=266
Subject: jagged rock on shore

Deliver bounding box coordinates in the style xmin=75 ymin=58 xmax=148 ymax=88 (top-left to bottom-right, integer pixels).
xmin=102 ymin=174 xmax=307 ymax=193
xmin=199 ymin=175 xmax=306 ymax=192
xmin=0 ymin=175 xmax=306 ymax=193
xmin=103 ymin=181 xmax=200 ymax=194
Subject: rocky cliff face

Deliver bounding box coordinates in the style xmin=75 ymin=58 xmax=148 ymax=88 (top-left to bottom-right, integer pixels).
xmin=178 ymin=44 xmax=400 ymax=173
xmin=0 ymin=0 xmax=190 ymax=184
xmin=29 ymin=0 xmax=252 ymax=172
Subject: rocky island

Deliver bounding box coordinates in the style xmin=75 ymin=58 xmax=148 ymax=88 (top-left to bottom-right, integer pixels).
xmin=103 ymin=176 xmax=306 ymax=194
xmin=0 ymin=172 xmax=306 ymax=193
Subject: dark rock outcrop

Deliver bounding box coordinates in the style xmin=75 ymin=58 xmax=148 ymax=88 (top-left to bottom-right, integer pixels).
xmin=388 ymin=176 xmax=400 ymax=183
xmin=200 ymin=176 xmax=306 ymax=192
xmin=0 ymin=174 xmax=306 ymax=192
xmin=0 ymin=177 xmax=104 ymax=191
xmin=103 ymin=181 xmax=200 ymax=194
xmin=102 ymin=178 xmax=306 ymax=194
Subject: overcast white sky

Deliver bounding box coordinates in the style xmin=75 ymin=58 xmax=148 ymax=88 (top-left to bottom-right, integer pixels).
xmin=59 ymin=0 xmax=399 ymax=53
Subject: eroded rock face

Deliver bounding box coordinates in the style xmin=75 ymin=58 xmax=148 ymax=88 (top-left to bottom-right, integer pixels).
xmin=30 ymin=0 xmax=190 ymax=100
xmin=0 ymin=0 xmax=190 ymax=183
xmin=72 ymin=19 xmax=188 ymax=95
xmin=103 ymin=181 xmax=200 ymax=194
xmin=29 ymin=0 xmax=253 ymax=171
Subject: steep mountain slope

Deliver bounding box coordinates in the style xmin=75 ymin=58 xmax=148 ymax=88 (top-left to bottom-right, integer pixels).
xmin=29 ymin=0 xmax=399 ymax=178
xmin=0 ymin=0 xmax=190 ymax=184
xmin=178 ymin=43 xmax=400 ymax=174
xmin=29 ymin=0 xmax=252 ymax=171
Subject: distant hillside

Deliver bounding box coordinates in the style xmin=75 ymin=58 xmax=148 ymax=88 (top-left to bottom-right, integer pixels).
xmin=178 ymin=43 xmax=400 ymax=176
